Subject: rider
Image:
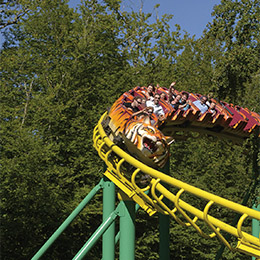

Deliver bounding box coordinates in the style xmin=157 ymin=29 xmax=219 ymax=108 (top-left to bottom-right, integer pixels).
xmin=146 ymin=93 xmax=166 ymax=121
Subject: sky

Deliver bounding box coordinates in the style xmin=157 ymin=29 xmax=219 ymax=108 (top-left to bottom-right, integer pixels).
xmin=0 ymin=1 xmax=221 ymax=46
xmin=69 ymin=0 xmax=222 ymax=39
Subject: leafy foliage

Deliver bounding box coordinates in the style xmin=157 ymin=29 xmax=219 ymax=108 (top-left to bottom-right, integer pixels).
xmin=1 ymin=0 xmax=259 ymax=259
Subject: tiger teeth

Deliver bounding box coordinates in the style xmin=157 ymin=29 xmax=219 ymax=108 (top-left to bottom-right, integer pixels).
xmin=143 ymin=138 xmax=158 ymax=153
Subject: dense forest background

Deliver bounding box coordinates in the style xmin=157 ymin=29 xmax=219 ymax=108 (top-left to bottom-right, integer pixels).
xmin=1 ymin=0 xmax=259 ymax=259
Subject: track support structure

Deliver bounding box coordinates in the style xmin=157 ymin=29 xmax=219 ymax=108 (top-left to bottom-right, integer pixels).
xmin=118 ymin=191 xmax=136 ymax=260
xmin=159 ymin=159 xmax=170 ymax=260
xmin=103 ymin=176 xmax=116 ymax=260
xmin=252 ymin=200 xmax=260 ymax=260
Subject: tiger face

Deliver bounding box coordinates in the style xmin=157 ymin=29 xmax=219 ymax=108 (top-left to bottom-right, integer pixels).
xmin=123 ymin=119 xmax=170 ymax=168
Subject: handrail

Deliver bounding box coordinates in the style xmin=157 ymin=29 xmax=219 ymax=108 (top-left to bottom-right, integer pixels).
xmin=93 ymin=112 xmax=260 ymax=258
xmin=97 ymin=113 xmax=260 ymax=220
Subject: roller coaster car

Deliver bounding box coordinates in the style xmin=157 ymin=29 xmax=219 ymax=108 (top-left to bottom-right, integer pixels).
xmin=102 ymin=111 xmax=171 ymax=169
xmin=102 ymin=87 xmax=260 ymax=169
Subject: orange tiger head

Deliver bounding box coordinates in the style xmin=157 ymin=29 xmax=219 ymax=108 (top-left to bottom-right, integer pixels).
xmin=123 ymin=117 xmax=171 ymax=168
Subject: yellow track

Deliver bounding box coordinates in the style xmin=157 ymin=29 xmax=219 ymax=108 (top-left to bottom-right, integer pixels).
xmin=93 ymin=112 xmax=260 ymax=258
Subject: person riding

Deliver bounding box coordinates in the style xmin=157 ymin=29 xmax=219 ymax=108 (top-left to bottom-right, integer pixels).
xmin=170 ymin=94 xmax=182 ymax=110
xmin=178 ymin=92 xmax=191 ymax=111
xmin=193 ymin=96 xmax=209 ymax=114
xmin=209 ymin=101 xmax=217 ymax=116
xmin=142 ymin=84 xmax=155 ymax=101
xmin=168 ymin=81 xmax=178 ymax=100
xmin=146 ymin=93 xmax=166 ymax=121
xmin=123 ymin=96 xmax=143 ymax=113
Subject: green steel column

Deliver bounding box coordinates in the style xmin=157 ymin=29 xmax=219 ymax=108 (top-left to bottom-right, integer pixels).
xmin=119 ymin=192 xmax=135 ymax=260
xmin=159 ymin=159 xmax=170 ymax=260
xmin=252 ymin=197 xmax=260 ymax=260
xmin=31 ymin=179 xmax=104 ymax=260
xmin=252 ymin=130 xmax=259 ymax=260
xmin=102 ymin=176 xmax=116 ymax=260
xmin=114 ymin=190 xmax=150 ymax=246
xmin=73 ymin=208 xmax=119 ymax=260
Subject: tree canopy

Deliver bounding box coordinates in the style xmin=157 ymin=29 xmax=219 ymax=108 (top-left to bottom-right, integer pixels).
xmin=1 ymin=0 xmax=259 ymax=259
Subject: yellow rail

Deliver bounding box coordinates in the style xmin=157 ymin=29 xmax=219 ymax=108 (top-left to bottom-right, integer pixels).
xmin=93 ymin=112 xmax=260 ymax=258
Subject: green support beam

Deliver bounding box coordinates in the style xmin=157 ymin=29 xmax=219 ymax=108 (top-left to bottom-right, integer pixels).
xmin=102 ymin=176 xmax=116 ymax=260
xmin=159 ymin=213 xmax=170 ymax=260
xmin=73 ymin=207 xmax=120 ymax=260
xmin=252 ymin=200 xmax=260 ymax=260
xmin=119 ymin=192 xmax=136 ymax=260
xmin=252 ymin=130 xmax=259 ymax=260
xmin=31 ymin=179 xmax=104 ymax=260
xmin=159 ymin=159 xmax=170 ymax=260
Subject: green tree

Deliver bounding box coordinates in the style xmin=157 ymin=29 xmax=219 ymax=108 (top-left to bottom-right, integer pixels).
xmin=204 ymin=0 xmax=260 ymax=102
xmin=0 ymin=0 xmax=183 ymax=258
xmin=1 ymin=0 xmax=258 ymax=259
